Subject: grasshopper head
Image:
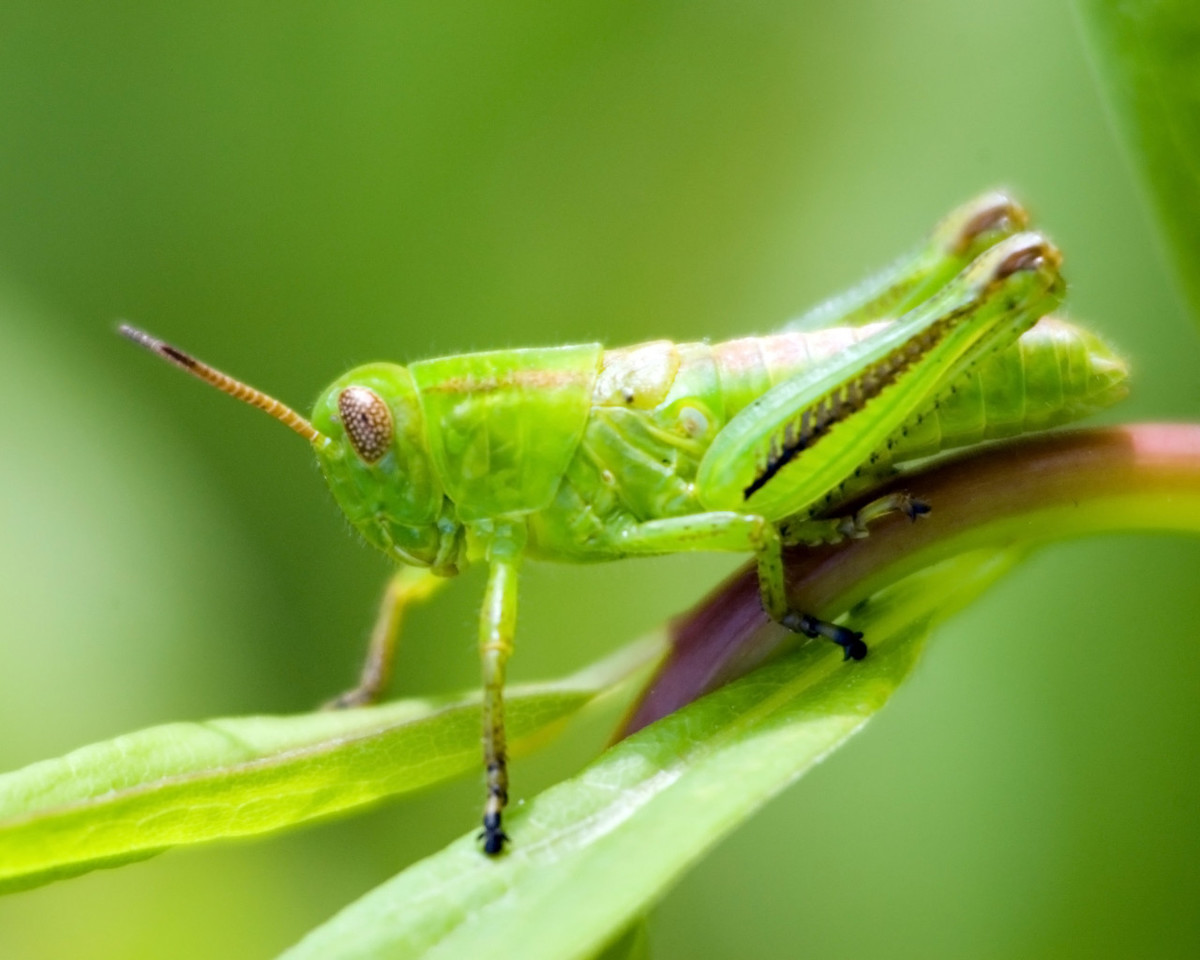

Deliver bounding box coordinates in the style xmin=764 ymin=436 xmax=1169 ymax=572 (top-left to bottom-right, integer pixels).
xmin=118 ymin=325 xmax=457 ymax=571
xmin=312 ymin=364 xmax=459 ymax=570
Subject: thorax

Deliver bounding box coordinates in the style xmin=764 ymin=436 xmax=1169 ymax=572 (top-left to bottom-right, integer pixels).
xmin=526 ymin=331 xmax=851 ymax=558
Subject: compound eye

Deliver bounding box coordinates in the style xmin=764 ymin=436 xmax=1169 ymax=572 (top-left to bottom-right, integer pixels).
xmin=338 ymin=386 xmax=394 ymax=463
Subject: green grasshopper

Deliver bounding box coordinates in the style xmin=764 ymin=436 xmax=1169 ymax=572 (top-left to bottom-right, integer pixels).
xmin=120 ymin=193 xmax=1128 ymax=855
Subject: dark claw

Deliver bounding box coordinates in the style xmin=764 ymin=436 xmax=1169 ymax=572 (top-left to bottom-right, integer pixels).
xmin=838 ymin=631 xmax=868 ymax=661
xmin=781 ymin=612 xmax=869 ymax=661
xmin=904 ymin=497 xmax=932 ymax=521
xmin=480 ymin=827 xmax=509 ymax=856
xmin=479 ymin=810 xmax=509 ymax=856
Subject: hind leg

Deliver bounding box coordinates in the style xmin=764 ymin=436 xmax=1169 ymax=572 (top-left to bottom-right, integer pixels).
xmin=613 ymin=513 xmax=868 ymax=661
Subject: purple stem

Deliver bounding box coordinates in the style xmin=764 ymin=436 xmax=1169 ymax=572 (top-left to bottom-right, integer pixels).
xmin=619 ymin=424 xmax=1200 ymax=737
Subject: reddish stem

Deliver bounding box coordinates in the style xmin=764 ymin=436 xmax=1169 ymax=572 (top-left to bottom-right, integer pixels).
xmin=620 ymin=424 xmax=1200 ymax=737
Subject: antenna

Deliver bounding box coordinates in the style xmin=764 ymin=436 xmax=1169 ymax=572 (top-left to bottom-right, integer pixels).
xmin=118 ymin=324 xmax=330 ymax=448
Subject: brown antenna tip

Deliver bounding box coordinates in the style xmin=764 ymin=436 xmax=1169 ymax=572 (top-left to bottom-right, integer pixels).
xmin=118 ymin=323 xmax=330 ymax=448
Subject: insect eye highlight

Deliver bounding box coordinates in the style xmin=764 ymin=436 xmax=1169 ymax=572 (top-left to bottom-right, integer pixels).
xmin=338 ymin=386 xmax=394 ymax=463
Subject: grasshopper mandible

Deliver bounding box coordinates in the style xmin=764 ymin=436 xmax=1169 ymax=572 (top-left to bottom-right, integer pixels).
xmin=120 ymin=193 xmax=1128 ymax=855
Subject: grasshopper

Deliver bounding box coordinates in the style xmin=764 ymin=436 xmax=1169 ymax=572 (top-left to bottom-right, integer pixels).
xmin=120 ymin=193 xmax=1128 ymax=855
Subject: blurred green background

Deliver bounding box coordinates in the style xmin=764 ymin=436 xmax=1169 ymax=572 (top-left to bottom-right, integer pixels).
xmin=3 ymin=2 xmax=1200 ymax=957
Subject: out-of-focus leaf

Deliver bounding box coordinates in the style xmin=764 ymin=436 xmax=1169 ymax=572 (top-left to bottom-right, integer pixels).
xmin=277 ymin=550 xmax=1019 ymax=960
xmin=0 ymin=639 xmax=659 ymax=894
xmin=1076 ymin=0 xmax=1200 ymax=317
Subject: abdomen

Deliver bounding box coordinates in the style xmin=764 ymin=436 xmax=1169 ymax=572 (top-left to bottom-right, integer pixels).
xmin=707 ymin=318 xmax=1128 ymax=464
xmin=526 ymin=318 xmax=1127 ymax=558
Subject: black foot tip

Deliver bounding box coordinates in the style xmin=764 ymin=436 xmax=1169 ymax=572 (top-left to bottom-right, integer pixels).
xmin=481 ymin=828 xmax=509 ymax=856
xmin=839 ymin=633 xmax=868 ymax=661
xmin=905 ymin=498 xmax=932 ymax=521
xmin=479 ymin=812 xmax=509 ymax=856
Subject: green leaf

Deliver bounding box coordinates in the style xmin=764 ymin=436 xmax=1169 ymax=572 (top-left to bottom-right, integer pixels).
xmin=0 ymin=638 xmax=660 ymax=894
xmin=1075 ymin=0 xmax=1200 ymax=317
xmin=590 ymin=918 xmax=652 ymax=960
xmin=278 ymin=549 xmax=1019 ymax=960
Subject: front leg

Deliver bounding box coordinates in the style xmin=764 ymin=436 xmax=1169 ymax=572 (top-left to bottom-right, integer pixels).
xmin=325 ymin=567 xmax=447 ymax=709
xmin=478 ymin=525 xmax=524 ymax=856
